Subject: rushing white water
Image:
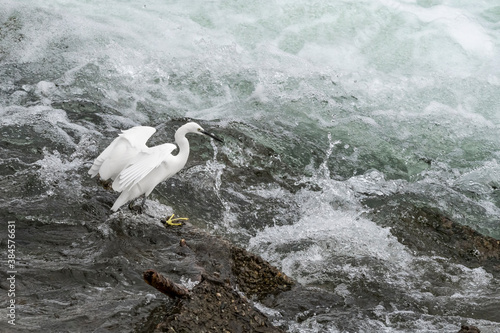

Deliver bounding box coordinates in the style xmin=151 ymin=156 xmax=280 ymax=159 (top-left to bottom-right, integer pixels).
xmin=2 ymin=0 xmax=500 ymax=331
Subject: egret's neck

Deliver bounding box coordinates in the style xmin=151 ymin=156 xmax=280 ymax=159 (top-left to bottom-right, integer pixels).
xmin=174 ymin=130 xmax=190 ymax=166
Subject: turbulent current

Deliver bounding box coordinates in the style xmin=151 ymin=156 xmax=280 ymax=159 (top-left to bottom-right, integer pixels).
xmin=1 ymin=0 xmax=500 ymax=332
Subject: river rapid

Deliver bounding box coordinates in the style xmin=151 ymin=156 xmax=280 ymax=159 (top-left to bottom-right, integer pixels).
xmin=1 ymin=0 xmax=500 ymax=332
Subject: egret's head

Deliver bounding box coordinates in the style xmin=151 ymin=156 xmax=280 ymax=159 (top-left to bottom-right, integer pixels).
xmin=185 ymin=122 xmax=224 ymax=143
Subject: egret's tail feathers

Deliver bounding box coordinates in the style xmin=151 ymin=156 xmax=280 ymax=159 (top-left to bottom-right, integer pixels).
xmin=88 ymin=162 xmax=101 ymax=178
xmin=111 ymin=192 xmax=129 ymax=212
xmin=111 ymin=186 xmax=142 ymax=212
xmin=112 ymin=175 xmax=125 ymax=192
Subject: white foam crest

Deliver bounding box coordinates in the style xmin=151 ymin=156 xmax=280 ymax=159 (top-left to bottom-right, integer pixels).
xmin=33 ymin=130 xmax=99 ymax=198
xmin=453 ymin=159 xmax=500 ymax=193
xmin=248 ymin=181 xmax=413 ymax=284
xmin=248 ymin=150 xmax=500 ymax=322
xmin=35 ymin=148 xmax=85 ymax=196
xmin=2 ymin=105 xmax=58 ymax=125
xmin=348 ymin=169 xmax=405 ymax=196
xmin=383 ymin=1 xmax=495 ymax=57
xmin=454 ymin=266 xmax=494 ymax=292
xmin=5 ymin=0 xmax=499 ymax=130
xmin=422 ymin=101 xmax=496 ymax=128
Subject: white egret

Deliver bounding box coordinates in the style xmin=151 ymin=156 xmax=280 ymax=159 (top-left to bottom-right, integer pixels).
xmin=89 ymin=122 xmax=223 ymax=225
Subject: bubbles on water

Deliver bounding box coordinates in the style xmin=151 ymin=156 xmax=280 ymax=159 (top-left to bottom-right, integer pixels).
xmin=249 ymin=199 xmax=412 ymax=283
xmin=287 ymin=318 xmax=341 ymax=333
xmin=180 ymin=276 xmax=200 ymax=290
xmin=348 ymin=169 xmax=404 ymax=196
xmin=35 ymin=148 xmax=86 ymax=197
xmin=454 ymin=159 xmax=500 ymax=194
xmin=35 ymin=80 xmax=58 ymax=98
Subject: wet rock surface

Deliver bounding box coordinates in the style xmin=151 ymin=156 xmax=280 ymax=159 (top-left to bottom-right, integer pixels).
xmin=148 ymin=276 xmax=284 ymax=333
xmin=5 ymin=203 xmax=495 ymax=332
xmin=136 ymin=223 xmax=293 ymax=332
xmin=231 ymin=246 xmax=294 ymax=300
xmin=364 ymin=197 xmax=500 ymax=275
xmin=458 ymin=325 xmax=481 ymax=333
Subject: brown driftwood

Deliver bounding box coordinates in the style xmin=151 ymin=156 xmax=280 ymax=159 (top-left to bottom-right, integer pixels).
xmin=143 ymin=269 xmax=189 ymax=299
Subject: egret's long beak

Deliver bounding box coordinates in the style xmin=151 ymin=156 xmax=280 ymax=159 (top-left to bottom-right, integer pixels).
xmin=201 ymin=130 xmax=224 ymax=143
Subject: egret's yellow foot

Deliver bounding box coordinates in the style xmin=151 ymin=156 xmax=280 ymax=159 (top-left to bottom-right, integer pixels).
xmin=164 ymin=214 xmax=188 ymax=227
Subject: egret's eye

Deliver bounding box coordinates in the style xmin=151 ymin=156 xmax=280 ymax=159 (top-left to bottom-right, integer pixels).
xmin=197 ymin=128 xmax=202 ymax=132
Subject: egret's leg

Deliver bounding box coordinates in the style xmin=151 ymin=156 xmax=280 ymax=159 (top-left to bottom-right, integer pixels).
xmin=164 ymin=214 xmax=188 ymax=227
xmin=98 ymin=178 xmax=113 ymax=190
xmin=128 ymin=194 xmax=146 ymax=214
xmin=128 ymin=201 xmax=142 ymax=214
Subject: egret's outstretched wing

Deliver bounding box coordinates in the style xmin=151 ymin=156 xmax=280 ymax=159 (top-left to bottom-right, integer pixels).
xmin=112 ymin=143 xmax=177 ymax=192
xmin=88 ymin=126 xmax=156 ymax=179
xmin=118 ymin=126 xmax=157 ymax=148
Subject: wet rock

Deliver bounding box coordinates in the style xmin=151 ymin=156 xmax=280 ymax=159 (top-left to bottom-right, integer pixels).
xmin=231 ymin=246 xmax=293 ymax=299
xmin=152 ymin=276 xmax=284 ymax=333
xmin=364 ymin=198 xmax=500 ymax=275
xmin=137 ymin=223 xmax=293 ymax=332
xmin=52 ymin=99 xmax=120 ymax=125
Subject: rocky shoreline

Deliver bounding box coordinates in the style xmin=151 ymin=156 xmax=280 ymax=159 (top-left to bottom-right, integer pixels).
xmin=1 ymin=180 xmax=498 ymax=332
xmin=134 ymin=219 xmax=294 ymax=332
xmin=123 ymin=210 xmax=495 ymax=333
xmin=364 ymin=197 xmax=500 ymax=275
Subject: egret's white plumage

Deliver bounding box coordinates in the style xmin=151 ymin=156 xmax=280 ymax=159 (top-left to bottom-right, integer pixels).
xmin=88 ymin=126 xmax=157 ymax=181
xmin=89 ymin=122 xmax=223 ymax=212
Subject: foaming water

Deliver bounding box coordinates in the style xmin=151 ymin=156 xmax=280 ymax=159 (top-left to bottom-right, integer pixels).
xmin=248 ymin=171 xmax=500 ymax=331
xmin=2 ymin=0 xmax=500 ymax=331
xmin=249 ymin=209 xmax=412 ymax=284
